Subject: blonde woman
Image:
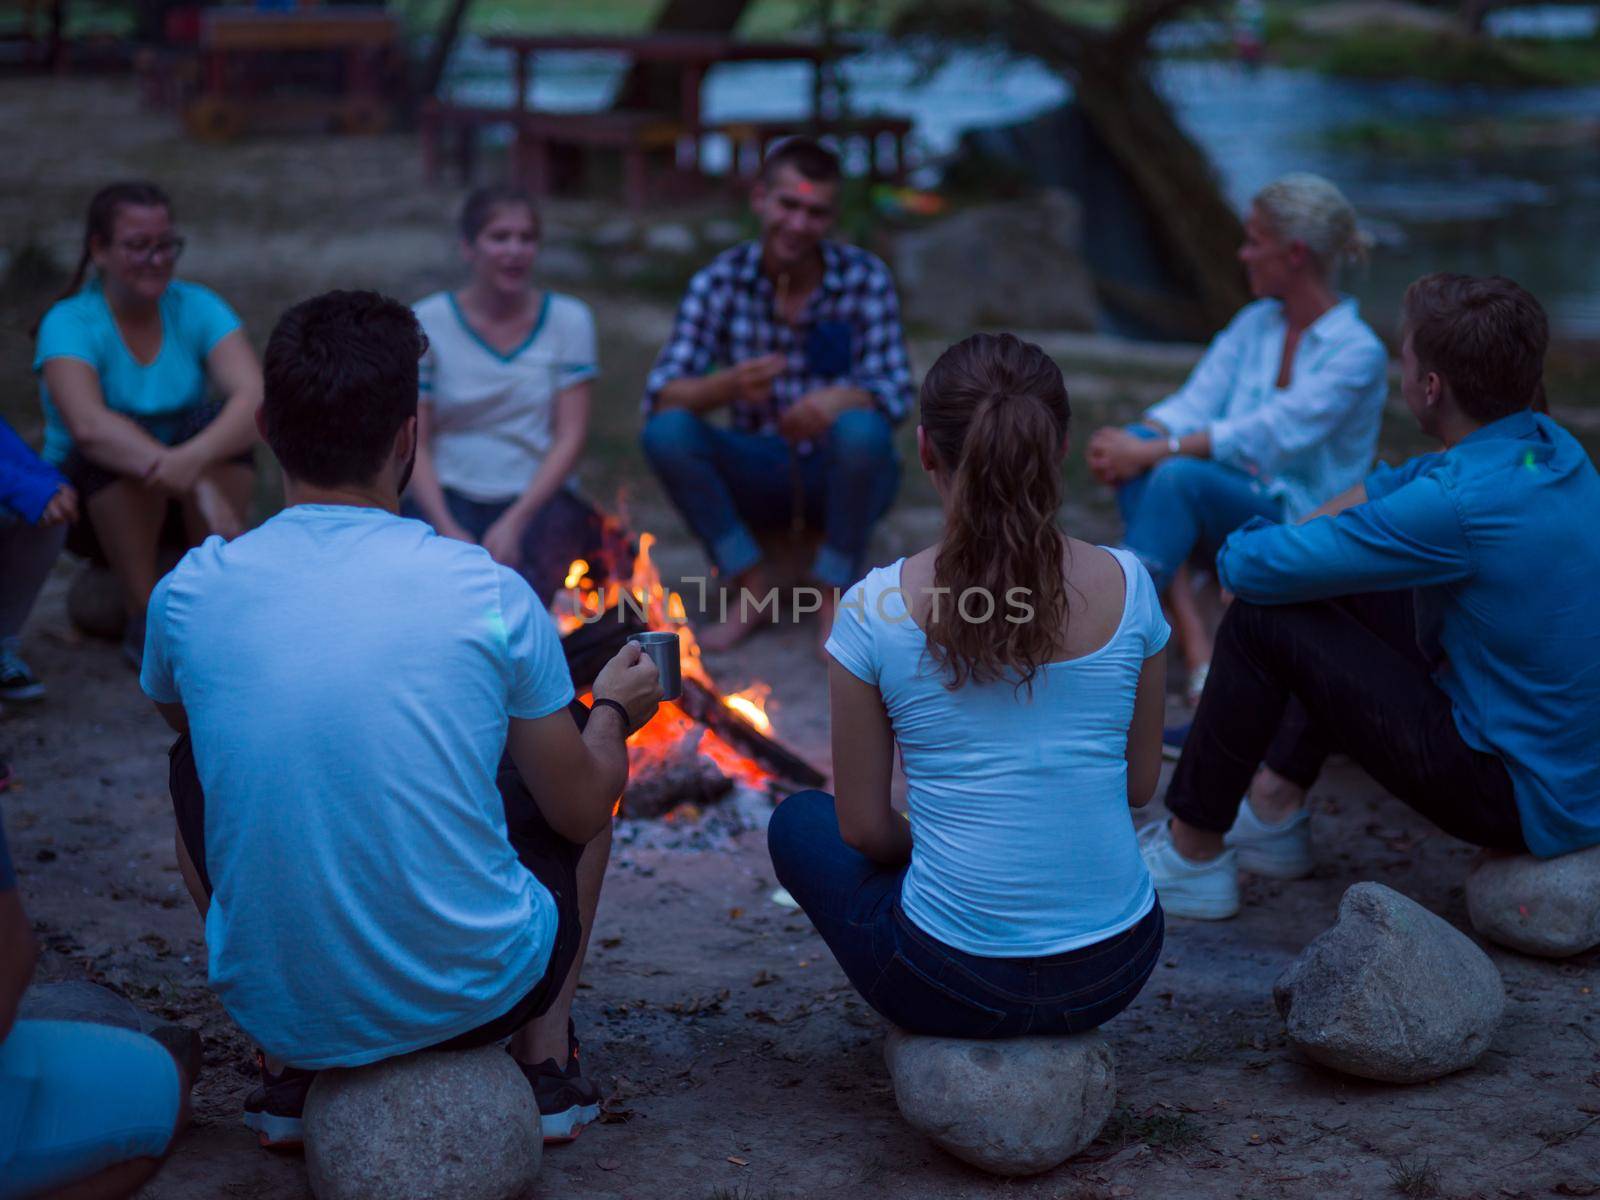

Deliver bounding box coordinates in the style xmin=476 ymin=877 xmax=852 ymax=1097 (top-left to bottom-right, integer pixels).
xmin=1087 ymin=174 xmax=1388 ymax=715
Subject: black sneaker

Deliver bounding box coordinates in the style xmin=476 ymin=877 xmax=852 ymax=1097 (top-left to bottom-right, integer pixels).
xmin=1161 ymin=722 xmax=1191 ymax=762
xmin=242 ymin=1052 xmax=316 ymax=1149
xmin=0 ymin=640 xmax=43 ymax=703
xmin=514 ymin=1023 xmax=602 ymax=1143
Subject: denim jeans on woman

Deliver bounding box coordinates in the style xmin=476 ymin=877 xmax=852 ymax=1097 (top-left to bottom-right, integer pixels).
xmin=767 ymin=791 xmax=1164 ymax=1038
xmin=1116 ymin=426 xmax=1281 ymax=592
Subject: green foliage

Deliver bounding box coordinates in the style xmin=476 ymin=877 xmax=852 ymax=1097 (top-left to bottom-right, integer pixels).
xmin=1099 ymin=1105 xmax=1206 ymax=1152
xmin=1388 ymin=1155 xmax=1441 ymax=1199
xmin=1273 ymin=26 xmax=1600 ymax=86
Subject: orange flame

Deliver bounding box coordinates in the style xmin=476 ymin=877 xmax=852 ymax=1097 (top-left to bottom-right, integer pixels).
xmin=558 ymin=530 xmax=776 ymax=797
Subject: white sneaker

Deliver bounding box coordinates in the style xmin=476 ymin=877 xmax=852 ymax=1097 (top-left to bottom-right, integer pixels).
xmin=1138 ymin=821 xmax=1240 ymax=920
xmin=1225 ymin=799 xmax=1314 ymax=879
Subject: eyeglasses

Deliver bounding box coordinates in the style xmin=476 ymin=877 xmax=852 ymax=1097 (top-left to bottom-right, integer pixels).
xmin=115 ymin=236 xmax=186 ymax=265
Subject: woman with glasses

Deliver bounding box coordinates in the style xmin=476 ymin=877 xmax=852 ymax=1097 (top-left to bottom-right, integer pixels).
xmin=32 ymin=181 xmax=262 ymax=667
xmin=405 ymin=186 xmax=604 ymax=607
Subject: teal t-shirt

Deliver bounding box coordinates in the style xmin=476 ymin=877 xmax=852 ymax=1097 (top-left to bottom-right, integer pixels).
xmin=32 ymin=279 xmax=241 ymax=464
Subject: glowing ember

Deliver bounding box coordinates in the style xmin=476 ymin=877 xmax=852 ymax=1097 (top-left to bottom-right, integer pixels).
xmin=558 ymin=529 xmax=779 ymax=800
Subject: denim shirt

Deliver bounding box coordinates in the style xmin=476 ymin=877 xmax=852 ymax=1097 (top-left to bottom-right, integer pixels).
xmin=1144 ymin=297 xmax=1390 ymax=519
xmin=1217 ymin=410 xmax=1600 ymax=857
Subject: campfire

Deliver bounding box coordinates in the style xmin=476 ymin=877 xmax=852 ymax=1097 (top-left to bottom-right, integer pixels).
xmin=552 ymin=523 xmax=824 ymax=820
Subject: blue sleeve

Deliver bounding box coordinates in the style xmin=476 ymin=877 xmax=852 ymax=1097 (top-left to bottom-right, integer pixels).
xmin=1365 ymin=452 xmax=1444 ymax=501
xmin=0 ymin=417 xmax=65 ymax=524
xmin=501 ymin=570 xmax=576 ymax=720
xmin=178 ymin=282 xmax=242 ymax=358
xmin=642 ymin=266 xmax=725 ymax=416
xmin=139 ymin=575 xmax=181 ymax=705
xmin=33 ymin=299 xmax=99 ymax=372
xmin=849 ymin=262 xmax=913 ymax=424
xmin=0 ymin=801 xmax=15 ymax=892
xmin=824 ymin=580 xmax=880 ymax=684
xmin=1142 ymin=305 xmax=1255 ymax=436
xmin=1217 ymin=476 xmax=1474 ymax=604
xmin=1211 ymin=336 xmax=1388 ymax=479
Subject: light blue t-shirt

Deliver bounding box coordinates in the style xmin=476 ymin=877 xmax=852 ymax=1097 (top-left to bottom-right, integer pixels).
xmin=825 ymin=548 xmax=1168 ymax=957
xmin=33 ymin=279 xmax=240 ymax=464
xmin=1218 ymin=410 xmax=1600 ymax=858
xmin=139 ymin=504 xmax=575 ymax=1069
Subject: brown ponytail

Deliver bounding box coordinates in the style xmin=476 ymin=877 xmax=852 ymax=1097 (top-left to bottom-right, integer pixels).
xmin=31 ymin=181 xmax=171 ymax=338
xmin=920 ymin=333 xmax=1071 ymax=696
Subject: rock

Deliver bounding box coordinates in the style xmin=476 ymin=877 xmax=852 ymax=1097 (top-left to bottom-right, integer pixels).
xmin=642 ymin=223 xmax=697 ymax=256
xmin=1465 ymin=845 xmax=1600 ymax=958
xmin=532 ymin=242 xmax=595 ymax=284
xmin=884 ymin=1028 xmax=1115 ymax=1176
xmin=304 ymin=1046 xmax=540 ymax=1200
xmin=890 ymin=189 xmax=1098 ymax=334
xmin=590 ymin=217 xmax=638 ymax=249
xmin=19 ymin=980 xmax=160 ymax=1034
xmin=1274 ymin=882 xmax=1504 ymax=1084
xmin=67 ymin=564 xmax=126 ymax=640
xmin=700 ymin=217 xmax=745 ymax=245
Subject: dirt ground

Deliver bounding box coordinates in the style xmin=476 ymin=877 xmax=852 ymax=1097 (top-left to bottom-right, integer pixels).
xmin=4 ymin=78 xmax=1600 ymax=1200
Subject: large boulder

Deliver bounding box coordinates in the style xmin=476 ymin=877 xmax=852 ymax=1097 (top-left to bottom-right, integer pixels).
xmin=1274 ymin=882 xmax=1504 ymax=1084
xmin=304 ymin=1046 xmax=540 ymax=1200
xmin=1466 ymin=845 xmax=1600 ymax=958
xmin=890 ymin=190 xmax=1098 ymax=334
xmin=19 ymin=980 xmax=160 ymax=1033
xmin=883 ymin=1028 xmax=1115 ymax=1176
xmin=67 ymin=564 xmax=126 ymax=640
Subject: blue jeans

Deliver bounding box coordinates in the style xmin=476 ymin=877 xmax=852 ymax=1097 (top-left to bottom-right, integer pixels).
xmin=640 ymin=408 xmax=900 ymax=589
xmin=767 ymin=791 xmax=1164 ymax=1039
xmin=402 ymin=486 xmax=604 ymax=606
xmin=1116 ymin=427 xmax=1281 ymax=591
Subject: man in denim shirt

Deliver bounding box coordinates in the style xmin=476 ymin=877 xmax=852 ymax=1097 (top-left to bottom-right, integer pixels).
xmin=1141 ymin=274 xmax=1600 ymax=919
xmin=640 ymin=137 xmax=913 ymax=652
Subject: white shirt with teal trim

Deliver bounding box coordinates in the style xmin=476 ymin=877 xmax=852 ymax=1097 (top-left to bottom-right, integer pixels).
xmin=413 ymin=290 xmax=598 ymax=503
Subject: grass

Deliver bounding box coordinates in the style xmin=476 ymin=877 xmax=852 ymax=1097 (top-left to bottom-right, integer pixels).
xmin=1099 ymin=1105 xmax=1205 ymax=1153
xmin=1388 ymin=1154 xmax=1441 ymax=1199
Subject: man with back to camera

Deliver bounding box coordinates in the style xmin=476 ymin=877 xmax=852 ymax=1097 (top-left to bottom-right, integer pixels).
xmin=641 ymin=136 xmax=914 ymax=653
xmin=1138 ymin=274 xmax=1600 ymax=919
xmin=140 ymin=290 xmax=661 ymax=1147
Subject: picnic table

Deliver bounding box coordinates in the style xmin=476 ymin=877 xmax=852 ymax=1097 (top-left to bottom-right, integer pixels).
xmin=420 ymin=33 xmax=912 ymax=211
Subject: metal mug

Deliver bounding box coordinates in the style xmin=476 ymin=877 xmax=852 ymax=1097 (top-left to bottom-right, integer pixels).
xmin=628 ymin=630 xmax=682 ymax=701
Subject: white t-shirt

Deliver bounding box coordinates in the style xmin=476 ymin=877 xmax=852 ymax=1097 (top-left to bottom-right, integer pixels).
xmin=414 ymin=291 xmax=598 ymax=503
xmin=140 ymin=504 xmax=576 ymax=1069
xmin=825 ymin=547 xmax=1168 ymax=957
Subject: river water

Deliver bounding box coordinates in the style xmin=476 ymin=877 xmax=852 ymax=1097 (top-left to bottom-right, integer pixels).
xmin=446 ymin=32 xmax=1600 ymax=338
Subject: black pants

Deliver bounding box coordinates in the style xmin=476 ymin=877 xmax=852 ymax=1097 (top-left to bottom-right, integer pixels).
xmin=168 ymin=697 xmax=596 ymax=1049
xmin=1166 ymin=591 xmax=1527 ymax=852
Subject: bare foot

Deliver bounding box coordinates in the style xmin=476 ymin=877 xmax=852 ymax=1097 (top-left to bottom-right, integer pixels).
xmin=698 ymin=567 xmax=773 ymax=653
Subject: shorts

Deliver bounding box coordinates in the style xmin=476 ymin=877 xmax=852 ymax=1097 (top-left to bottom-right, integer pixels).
xmin=61 ymin=400 xmax=254 ymax=504
xmin=0 ymin=1019 xmax=181 ymax=1199
xmin=167 ymin=700 xmax=593 ymax=1046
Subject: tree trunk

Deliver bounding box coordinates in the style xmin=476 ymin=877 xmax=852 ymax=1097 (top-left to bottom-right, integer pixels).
xmin=418 ymin=0 xmax=475 ymax=101
xmin=899 ymin=0 xmax=1250 ymax=337
xmin=612 ymin=0 xmax=755 ymax=112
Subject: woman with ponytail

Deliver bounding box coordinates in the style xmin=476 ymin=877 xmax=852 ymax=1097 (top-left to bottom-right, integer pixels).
xmin=33 ymin=182 xmax=262 ymax=668
xmin=1087 ymin=173 xmax=1388 ymax=714
xmin=767 ymin=333 xmax=1168 ymax=1040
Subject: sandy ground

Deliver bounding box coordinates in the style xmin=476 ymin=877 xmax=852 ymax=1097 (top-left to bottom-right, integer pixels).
xmin=4 ymin=77 xmax=1600 ymax=1200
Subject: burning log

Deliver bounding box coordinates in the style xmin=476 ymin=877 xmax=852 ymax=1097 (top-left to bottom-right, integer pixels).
xmin=676 ymin=676 xmax=825 ymax=789
xmin=619 ymin=729 xmax=734 ymax=819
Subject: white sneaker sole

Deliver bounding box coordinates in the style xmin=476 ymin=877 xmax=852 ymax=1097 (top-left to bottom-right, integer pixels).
xmin=1155 ymin=887 xmax=1241 ymax=921
xmin=540 ymin=1101 xmax=601 ymax=1143
xmin=1232 ymin=845 xmax=1314 ymax=880
xmin=243 ymin=1109 xmax=304 ymax=1148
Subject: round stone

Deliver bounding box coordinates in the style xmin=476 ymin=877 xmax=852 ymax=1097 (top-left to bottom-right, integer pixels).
xmin=1466 ymin=845 xmax=1600 ymax=958
xmin=884 ymin=1028 xmax=1115 ymax=1176
xmin=66 ymin=564 xmax=125 ymax=640
xmin=1274 ymin=881 xmax=1505 ymax=1084
xmin=303 ymin=1046 xmax=541 ymax=1200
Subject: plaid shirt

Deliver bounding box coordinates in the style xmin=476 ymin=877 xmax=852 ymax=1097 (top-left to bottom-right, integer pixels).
xmin=642 ymin=240 xmax=913 ymax=450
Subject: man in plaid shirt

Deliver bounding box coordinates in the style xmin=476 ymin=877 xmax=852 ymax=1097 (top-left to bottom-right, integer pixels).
xmin=641 ymin=137 xmax=912 ymax=651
